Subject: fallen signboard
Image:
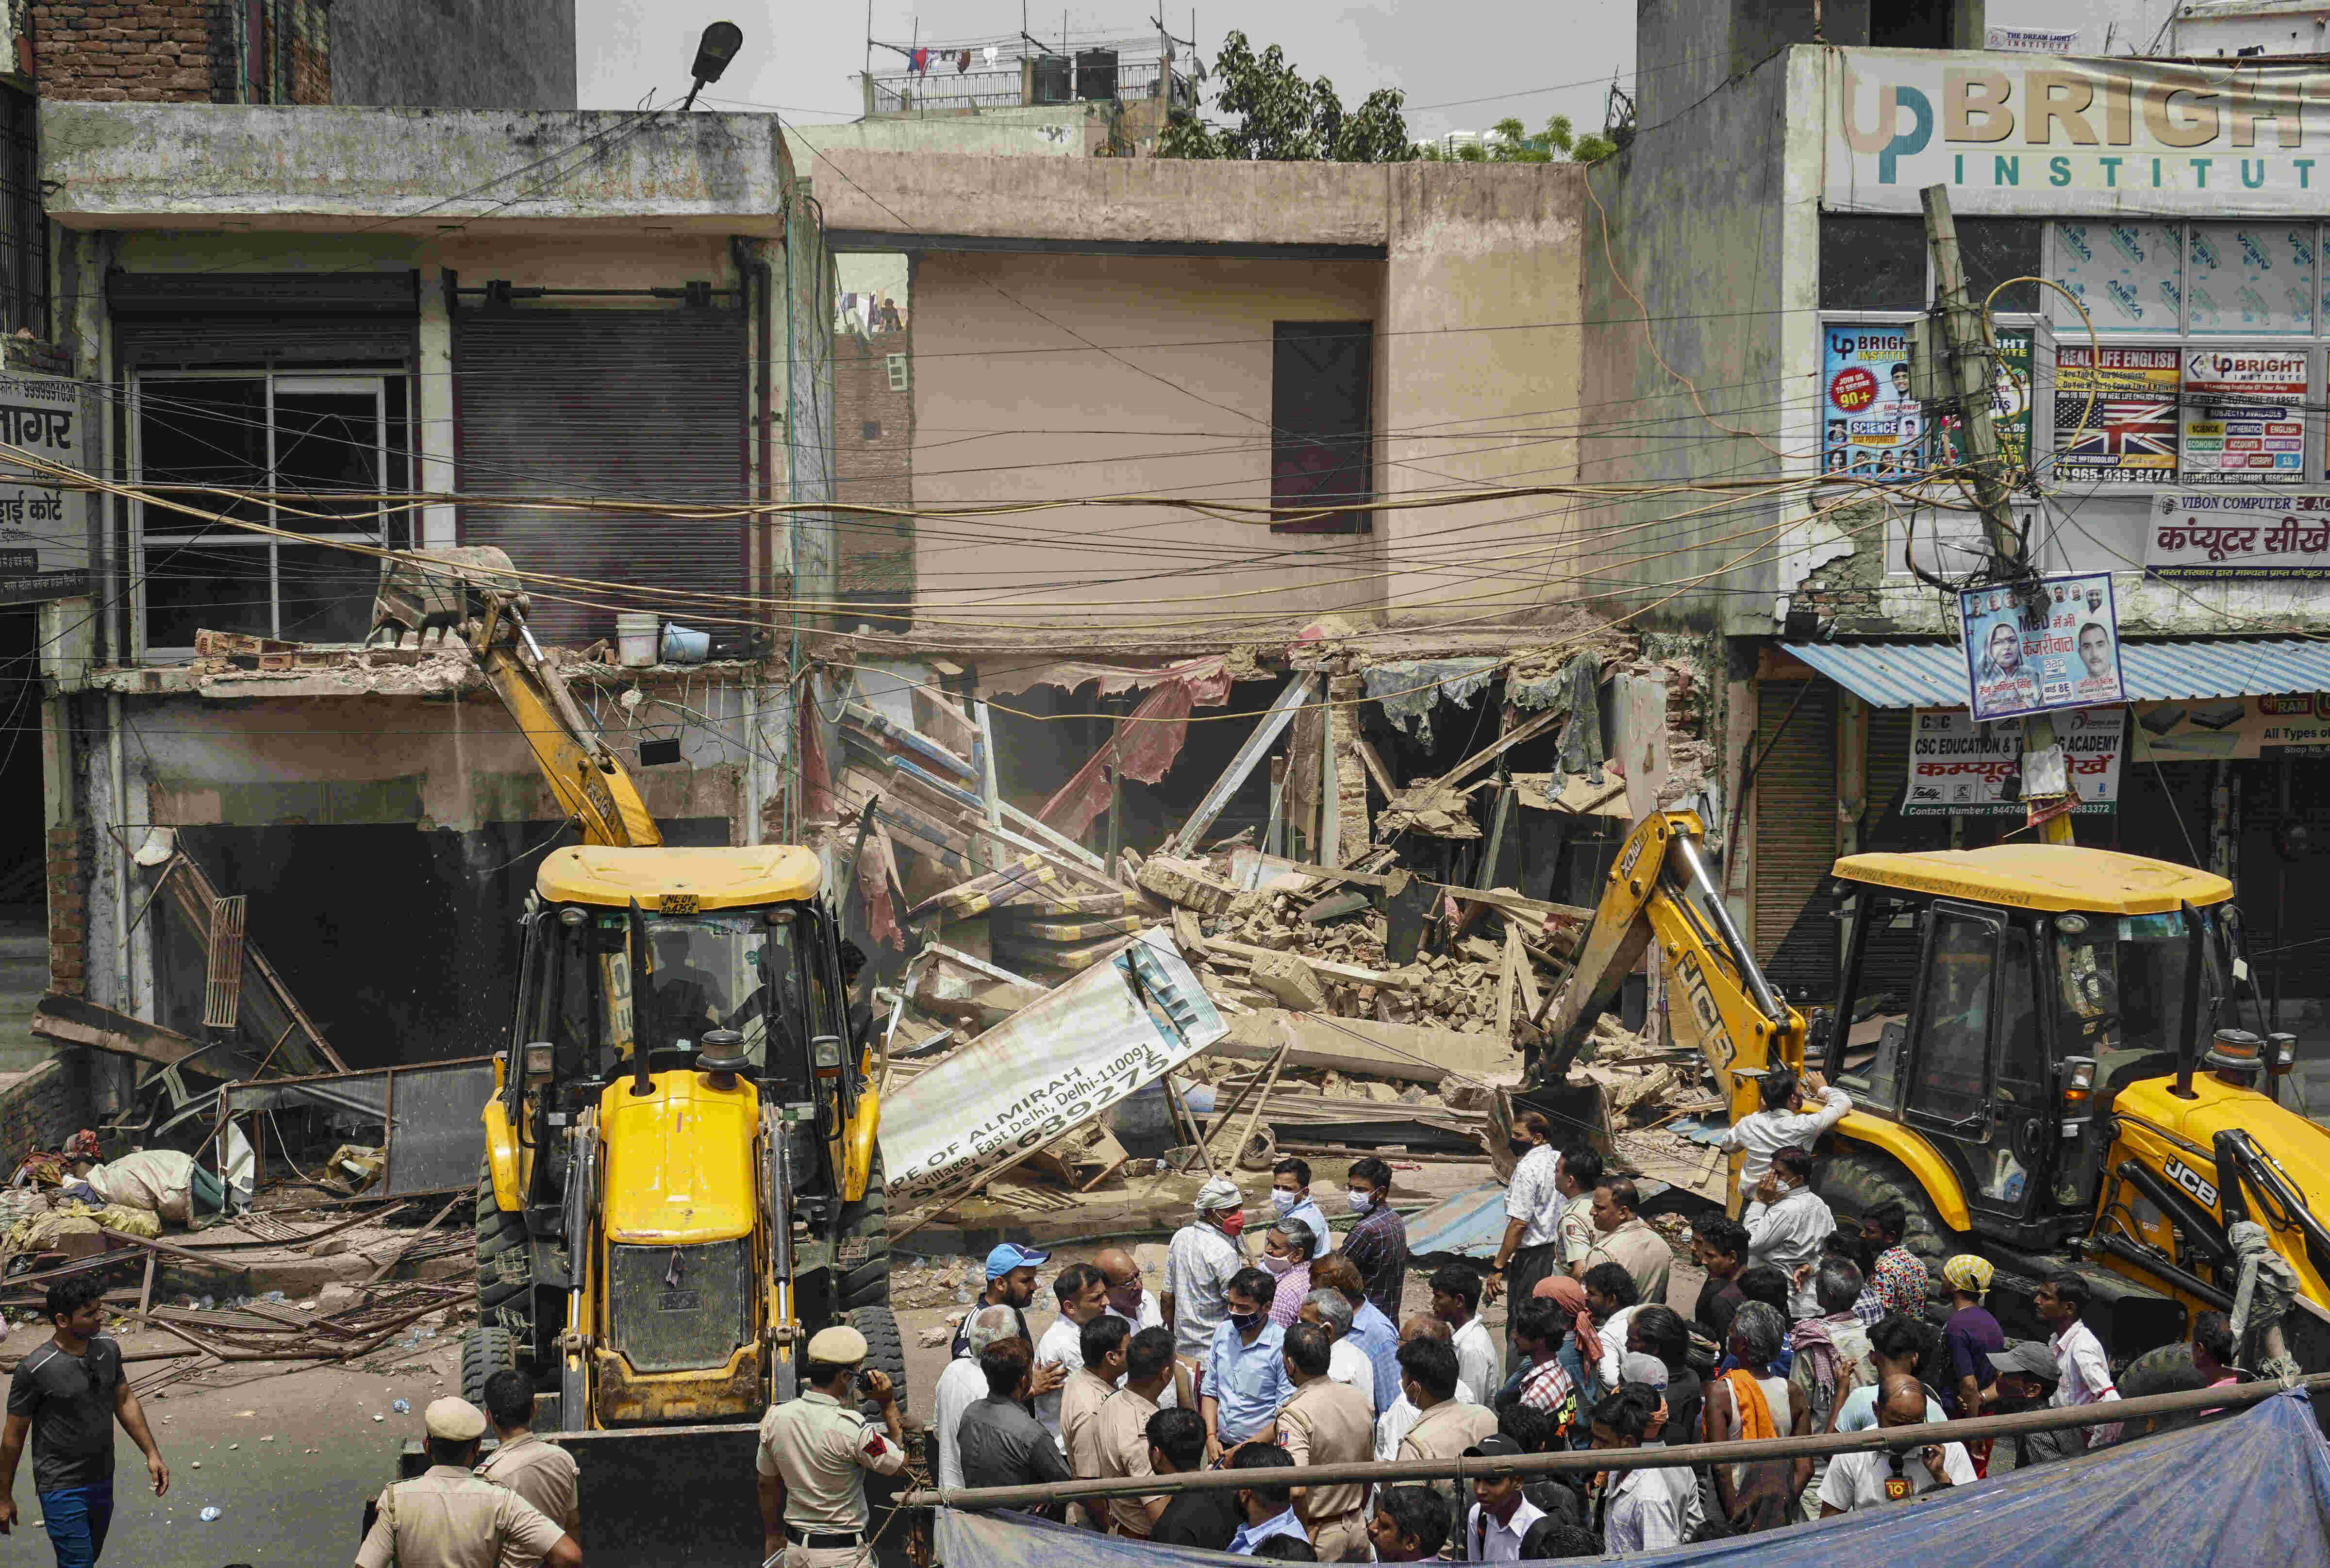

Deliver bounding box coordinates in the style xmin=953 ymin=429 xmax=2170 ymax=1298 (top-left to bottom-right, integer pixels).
xmin=880 ymin=929 xmax=1226 ymax=1203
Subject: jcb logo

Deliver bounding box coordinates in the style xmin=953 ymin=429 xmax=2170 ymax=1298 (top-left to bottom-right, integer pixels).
xmin=2164 ymin=1157 xmax=2219 ymax=1210
xmin=1677 ymin=951 xmax=1736 ymax=1071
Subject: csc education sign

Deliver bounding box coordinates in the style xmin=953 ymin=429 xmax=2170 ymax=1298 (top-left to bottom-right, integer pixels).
xmin=1827 ymin=49 xmax=2330 ymax=216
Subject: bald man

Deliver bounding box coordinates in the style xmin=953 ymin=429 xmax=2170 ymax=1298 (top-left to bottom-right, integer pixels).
xmin=1098 ymin=1246 xmax=1193 ymax=1410
xmin=1817 ymin=1375 xmax=1975 ymax=1515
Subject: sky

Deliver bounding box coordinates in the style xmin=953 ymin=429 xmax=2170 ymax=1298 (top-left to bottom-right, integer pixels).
xmin=578 ymin=0 xmax=2187 ymax=146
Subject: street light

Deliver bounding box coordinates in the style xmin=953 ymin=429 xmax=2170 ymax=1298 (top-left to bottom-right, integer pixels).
xmin=682 ymin=21 xmax=744 ymax=109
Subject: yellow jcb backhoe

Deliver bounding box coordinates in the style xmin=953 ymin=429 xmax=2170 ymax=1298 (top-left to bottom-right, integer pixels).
xmin=1526 ymin=808 xmax=2330 ymax=1365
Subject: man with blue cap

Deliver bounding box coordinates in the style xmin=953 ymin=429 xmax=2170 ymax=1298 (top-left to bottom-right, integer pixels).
xmin=948 ymin=1243 xmax=1059 ymax=1396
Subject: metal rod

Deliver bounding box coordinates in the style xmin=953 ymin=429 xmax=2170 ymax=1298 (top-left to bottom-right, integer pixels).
xmin=901 ymin=1372 xmax=2330 ymax=1508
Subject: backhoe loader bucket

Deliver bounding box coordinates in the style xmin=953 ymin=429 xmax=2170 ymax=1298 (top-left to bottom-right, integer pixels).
xmin=367 ymin=545 xmax=527 ymax=648
xmin=1491 ymin=1077 xmax=1615 ymax=1181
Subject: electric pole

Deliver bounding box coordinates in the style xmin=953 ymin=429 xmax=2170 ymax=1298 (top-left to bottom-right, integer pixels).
xmin=1920 ymin=183 xmax=2076 ymax=846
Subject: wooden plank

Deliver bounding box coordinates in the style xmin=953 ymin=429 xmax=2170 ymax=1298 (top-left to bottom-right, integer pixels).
xmin=989 ymin=913 xmax=1144 ymax=941
xmin=1510 ymin=922 xmax=1544 ymax=1022
xmin=1195 ymin=934 xmax=1409 ymax=989
xmin=974 ymin=699 xmax=1005 ymax=870
xmin=1163 ymin=675 xmax=1317 ymax=858
xmin=843 ymin=700 xmax=979 ymax=780
xmin=1000 ymin=799 xmax=1112 ymax=876
xmin=1352 ymin=739 xmax=1398 ymax=801
xmin=1495 ymin=924 xmax=1518 ymax=1044
xmin=364 ymin=1194 xmax=466 ymax=1286
xmin=1209 ymin=1011 xmax=1519 ymax=1085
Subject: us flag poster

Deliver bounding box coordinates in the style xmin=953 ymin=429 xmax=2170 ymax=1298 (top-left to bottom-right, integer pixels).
xmin=2055 ymin=345 xmax=2180 ymax=484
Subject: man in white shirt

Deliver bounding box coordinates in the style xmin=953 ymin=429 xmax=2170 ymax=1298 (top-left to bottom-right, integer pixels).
xmin=1032 ymin=1262 xmax=1110 ymax=1438
xmin=2037 ymin=1271 xmax=2122 ymax=1447
xmin=1372 ymin=1316 xmax=1448 ymax=1460
xmin=1817 ymin=1376 xmax=1977 ymax=1514
xmin=1297 ymin=1288 xmax=1374 ymax=1402
xmin=1097 ymin=1246 xmax=1164 ymax=1330
xmin=1164 ymin=1177 xmax=1248 ymax=1368
xmin=1430 ymin=1265 xmax=1500 ymax=1406
xmin=1718 ymin=1068 xmax=1852 ymax=1189
xmin=1582 ymin=1262 xmax=1641 ymax=1391
xmin=1484 ymin=1113 xmax=1563 ymax=1312
xmin=1742 ymin=1145 xmax=1835 ymax=1318
xmin=1458 ymin=1435 xmax=1544 ymax=1562
xmin=1590 ymin=1384 xmax=1698 ymax=1553
xmin=934 ymin=1304 xmax=1021 ymax=1491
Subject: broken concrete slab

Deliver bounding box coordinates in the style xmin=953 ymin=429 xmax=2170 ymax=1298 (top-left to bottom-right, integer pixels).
xmin=1136 ymin=854 xmax=1239 ymax=915
xmin=1247 ymin=951 xmax=1328 ymax=1012
xmin=1212 ymin=1010 xmax=1520 ymax=1086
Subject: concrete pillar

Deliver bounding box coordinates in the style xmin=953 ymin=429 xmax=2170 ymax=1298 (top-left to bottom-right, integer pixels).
xmin=416 ymin=266 xmax=457 ymax=550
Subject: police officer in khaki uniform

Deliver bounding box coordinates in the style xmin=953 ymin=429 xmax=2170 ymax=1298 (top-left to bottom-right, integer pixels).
xmin=352 ymin=1397 xmax=580 ymax=1568
xmin=756 ymin=1326 xmax=904 ymax=1568
xmin=478 ymin=1370 xmax=580 ymax=1536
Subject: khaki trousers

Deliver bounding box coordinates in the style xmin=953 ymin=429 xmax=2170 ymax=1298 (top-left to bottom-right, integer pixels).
xmin=781 ymin=1541 xmax=876 ymax=1568
xmin=1308 ymin=1508 xmax=1370 ymax=1562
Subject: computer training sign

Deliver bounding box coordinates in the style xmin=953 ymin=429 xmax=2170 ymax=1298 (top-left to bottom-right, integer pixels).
xmin=0 ymin=372 xmax=91 ymax=605
xmin=2148 ymin=493 xmax=2330 ymax=579
xmin=1959 ymin=572 xmax=2125 ymax=723
xmin=1827 ymin=50 xmax=2330 ymax=216
xmin=1907 ymin=707 xmax=2123 ymax=817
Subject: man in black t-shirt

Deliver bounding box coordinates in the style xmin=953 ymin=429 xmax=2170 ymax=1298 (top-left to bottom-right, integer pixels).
xmin=0 ymin=1276 xmax=170 ymax=1567
xmin=1147 ymin=1407 xmax=1241 ymax=1550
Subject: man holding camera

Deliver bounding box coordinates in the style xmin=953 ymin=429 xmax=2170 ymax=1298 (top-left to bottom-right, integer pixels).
xmin=1816 ymin=1376 xmax=1975 ymax=1516
xmin=756 ymin=1325 xmax=905 ymax=1567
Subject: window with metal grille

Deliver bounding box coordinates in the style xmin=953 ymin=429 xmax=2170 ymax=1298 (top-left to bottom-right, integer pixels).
xmin=0 ymin=87 xmax=46 ymax=338
xmin=1270 ymin=321 xmax=1372 ymax=534
xmin=132 ymin=370 xmax=413 ymax=654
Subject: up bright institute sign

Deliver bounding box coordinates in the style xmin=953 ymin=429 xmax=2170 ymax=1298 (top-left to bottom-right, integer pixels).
xmin=1827 ymin=49 xmax=2330 ymax=215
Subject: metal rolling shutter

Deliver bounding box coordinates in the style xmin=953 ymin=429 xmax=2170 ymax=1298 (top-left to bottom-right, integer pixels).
xmin=111 ymin=270 xmax=418 ymax=368
xmin=1852 ymin=707 xmax=1926 ymax=1006
xmin=455 ymin=308 xmax=746 ymax=649
xmin=1753 ymin=679 xmax=1839 ymax=1001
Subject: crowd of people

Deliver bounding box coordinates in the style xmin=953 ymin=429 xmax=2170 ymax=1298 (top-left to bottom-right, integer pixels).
xmin=909 ymin=1084 xmax=2206 ymax=1562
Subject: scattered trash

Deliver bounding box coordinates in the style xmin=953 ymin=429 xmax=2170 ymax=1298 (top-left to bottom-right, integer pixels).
xmin=200 ymin=1506 xmax=222 ymax=1522
xmin=372 ymin=1413 xmax=385 ymax=1422
xmin=392 ymin=1399 xmax=410 ymax=1413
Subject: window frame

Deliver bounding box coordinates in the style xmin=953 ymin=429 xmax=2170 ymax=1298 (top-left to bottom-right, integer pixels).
xmin=131 ymin=367 xmax=411 ymax=659
xmin=1269 ymin=319 xmax=1375 ymax=536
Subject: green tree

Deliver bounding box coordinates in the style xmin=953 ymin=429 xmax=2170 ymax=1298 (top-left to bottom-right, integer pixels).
xmin=1158 ymin=30 xmax=1414 ymax=163
xmin=1475 ymin=113 xmax=1616 ymax=164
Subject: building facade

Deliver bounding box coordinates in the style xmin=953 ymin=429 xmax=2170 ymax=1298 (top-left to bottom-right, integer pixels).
xmin=1586 ymin=0 xmax=2330 ymax=1062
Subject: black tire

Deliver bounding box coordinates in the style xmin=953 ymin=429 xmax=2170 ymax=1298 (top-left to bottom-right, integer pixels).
xmin=1815 ymin=1147 xmax=1955 ymax=1310
xmin=476 ymin=1155 xmax=531 ymax=1312
xmin=461 ymin=1326 xmax=517 ymax=1406
xmin=847 ymin=1304 xmax=908 ymax=1418
xmin=837 ymin=1149 xmax=891 ymax=1314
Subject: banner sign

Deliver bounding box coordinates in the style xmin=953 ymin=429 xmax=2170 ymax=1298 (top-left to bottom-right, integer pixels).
xmin=1941 ymin=326 xmax=2033 ymax=471
xmin=2147 ymin=492 xmax=2330 ymax=578
xmin=880 ymin=930 xmax=1225 ymax=1201
xmin=2055 ymin=346 xmax=2180 ymax=484
xmin=1827 ymin=50 xmax=2330 ymax=216
xmin=2180 ymin=348 xmax=2307 ymax=483
xmin=1960 ymin=571 xmax=2125 ymax=722
xmin=1908 ymin=706 xmax=2123 ymax=816
xmin=1821 ymin=322 xmax=1927 ymax=480
xmin=1984 ymin=27 xmax=2079 ymax=55
xmin=2133 ymin=693 xmax=2330 ymax=760
xmin=0 ymin=372 xmax=91 ymax=605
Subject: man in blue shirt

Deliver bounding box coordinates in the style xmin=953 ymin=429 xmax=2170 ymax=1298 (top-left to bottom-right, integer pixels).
xmin=1225 ymin=1445 xmax=1314 ymax=1558
xmin=1270 ymin=1157 xmax=1333 ymax=1259
xmin=1204 ymin=1268 xmax=1288 ymax=1456
xmin=1311 ymin=1255 xmax=1398 ymax=1416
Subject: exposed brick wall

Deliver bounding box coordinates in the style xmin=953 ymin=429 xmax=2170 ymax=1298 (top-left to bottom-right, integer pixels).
xmin=45 ymin=822 xmax=85 ymax=996
xmin=30 ymin=0 xmax=327 ymax=104
xmin=0 ymin=1054 xmax=90 ymax=1156
xmin=4 ymin=333 xmax=71 ymax=375
xmin=832 ymin=328 xmax=915 ymax=623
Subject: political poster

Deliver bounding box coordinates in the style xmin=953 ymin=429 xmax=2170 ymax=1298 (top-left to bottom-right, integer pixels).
xmin=1959 ymin=571 xmax=2125 ymax=722
xmin=2187 ymin=225 xmax=2315 ymax=336
xmin=0 ymin=372 xmax=92 ymax=605
xmin=1941 ymin=327 xmax=2033 ymax=472
xmin=1906 ymin=706 xmax=2123 ymax=816
xmin=879 ymin=929 xmax=1225 ymax=1201
xmin=2132 ymin=694 xmax=2330 ymax=761
xmin=2055 ymin=346 xmax=2180 ymax=484
xmin=1822 ymin=322 xmax=1926 ymax=482
xmin=2146 ymin=493 xmax=2330 ymax=579
xmin=2179 ymin=349 xmax=2306 ymax=484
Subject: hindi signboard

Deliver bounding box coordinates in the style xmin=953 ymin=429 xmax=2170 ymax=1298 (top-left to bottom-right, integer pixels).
xmin=0 ymin=372 xmax=91 ymax=605
xmin=1827 ymin=50 xmax=2330 ymax=217
xmin=2180 ymin=348 xmax=2306 ymax=483
xmin=2132 ymin=694 xmax=2330 ymax=760
xmin=2147 ymin=492 xmax=2330 ymax=579
xmin=1821 ymin=322 xmax=1926 ymax=481
xmin=1906 ymin=706 xmax=2123 ymax=817
xmin=1959 ymin=572 xmax=2125 ymax=722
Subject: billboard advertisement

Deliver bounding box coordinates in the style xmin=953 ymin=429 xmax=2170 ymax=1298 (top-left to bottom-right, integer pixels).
xmin=1822 ymin=322 xmax=1926 ymax=480
xmin=2055 ymin=346 xmax=2180 ymax=484
xmin=2132 ymin=694 xmax=2330 ymax=760
xmin=0 ymin=372 xmax=92 ymax=605
xmin=2147 ymin=492 xmax=2330 ymax=579
xmin=1959 ymin=571 xmax=2125 ymax=722
xmin=1906 ymin=706 xmax=2123 ymax=816
xmin=2179 ymin=348 xmax=2306 ymax=483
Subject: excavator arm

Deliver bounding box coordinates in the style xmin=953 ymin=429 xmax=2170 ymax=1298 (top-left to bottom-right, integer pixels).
xmin=1537 ymin=811 xmax=1807 ymax=1175
xmin=372 ymin=548 xmax=662 ymax=849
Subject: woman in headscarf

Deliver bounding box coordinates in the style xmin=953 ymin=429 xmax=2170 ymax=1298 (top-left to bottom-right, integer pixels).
xmin=1940 ymin=1253 xmax=2005 ymax=1473
xmin=1534 ymin=1274 xmax=1604 ymax=1435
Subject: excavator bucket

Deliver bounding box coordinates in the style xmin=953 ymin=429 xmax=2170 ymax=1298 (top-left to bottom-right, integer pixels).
xmin=367 ymin=545 xmax=527 ymax=648
xmin=1491 ymin=1077 xmax=1616 ymax=1180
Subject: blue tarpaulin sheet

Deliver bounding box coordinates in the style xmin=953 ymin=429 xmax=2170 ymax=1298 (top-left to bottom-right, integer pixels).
xmin=935 ymin=1388 xmax=2330 ymax=1565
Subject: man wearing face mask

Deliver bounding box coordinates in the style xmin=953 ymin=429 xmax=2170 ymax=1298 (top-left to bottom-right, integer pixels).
xmin=1337 ymin=1159 xmax=1408 ymax=1324
xmin=1263 ymin=1218 xmax=1323 ymax=1329
xmin=1165 ymin=1177 xmax=1251 ymax=1380
xmin=1269 ymin=1159 xmax=1332 ymax=1258
xmin=1484 ymin=1113 xmax=1562 ymax=1335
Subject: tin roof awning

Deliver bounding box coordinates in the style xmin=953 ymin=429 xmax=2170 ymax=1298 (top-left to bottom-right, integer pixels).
xmin=1782 ymin=638 xmax=2330 ymax=709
